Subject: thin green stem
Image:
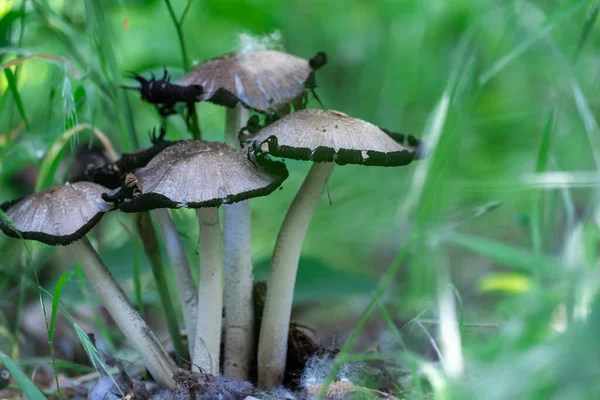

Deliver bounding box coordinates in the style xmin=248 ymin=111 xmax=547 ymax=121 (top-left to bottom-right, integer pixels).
xmin=164 ymin=0 xmax=201 ymax=138
xmin=135 ymin=212 xmax=187 ymax=366
xmin=165 ymin=0 xmax=190 ymax=71
xmin=188 ymin=103 xmax=202 ymax=140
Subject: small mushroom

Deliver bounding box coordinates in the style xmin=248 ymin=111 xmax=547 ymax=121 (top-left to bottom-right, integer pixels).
xmin=0 ymin=182 xmax=177 ymax=388
xmin=105 ymin=140 xmax=288 ymax=375
xmin=246 ymin=109 xmax=426 ymax=387
xmin=179 ymin=49 xmax=326 ymax=380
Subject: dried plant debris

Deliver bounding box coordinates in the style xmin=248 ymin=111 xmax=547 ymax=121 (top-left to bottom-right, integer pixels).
xmin=171 ymin=370 xmax=254 ymax=400
xmin=298 ymin=354 xmax=398 ymax=400
xmin=88 ymin=369 xmax=149 ymax=400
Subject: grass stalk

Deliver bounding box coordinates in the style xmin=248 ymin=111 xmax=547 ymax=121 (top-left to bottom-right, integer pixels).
xmin=135 ymin=212 xmax=187 ymax=366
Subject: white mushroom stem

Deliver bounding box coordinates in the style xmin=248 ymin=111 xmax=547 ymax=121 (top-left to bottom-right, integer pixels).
xmin=193 ymin=207 xmax=223 ymax=374
xmin=223 ymin=104 xmax=254 ymax=380
xmin=153 ymin=208 xmax=197 ymax=356
xmin=257 ymin=161 xmax=336 ymax=388
xmin=69 ymin=237 xmax=177 ymax=388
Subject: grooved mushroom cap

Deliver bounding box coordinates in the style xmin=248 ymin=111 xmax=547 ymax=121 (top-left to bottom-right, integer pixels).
xmin=0 ymin=182 xmax=114 ymax=246
xmin=114 ymin=140 xmax=289 ymax=213
xmin=178 ymin=50 xmax=320 ymax=112
xmin=247 ymin=109 xmax=425 ymax=166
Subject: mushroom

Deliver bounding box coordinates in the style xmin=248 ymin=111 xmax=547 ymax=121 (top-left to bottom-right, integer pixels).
xmin=86 ymin=135 xmax=196 ymax=359
xmin=0 ymin=182 xmax=177 ymax=388
xmin=246 ymin=109 xmax=426 ymax=387
xmin=104 ymin=140 xmax=289 ymax=375
xmin=178 ymin=49 xmax=327 ymax=379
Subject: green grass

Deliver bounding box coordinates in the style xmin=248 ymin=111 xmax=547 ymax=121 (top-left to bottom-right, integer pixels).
xmin=1 ymin=0 xmax=600 ymax=398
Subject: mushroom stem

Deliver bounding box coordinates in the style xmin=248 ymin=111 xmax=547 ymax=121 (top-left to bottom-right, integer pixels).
xmin=153 ymin=208 xmax=198 ymax=356
xmin=223 ymin=104 xmax=254 ymax=380
xmin=193 ymin=206 xmax=223 ymax=374
xmin=257 ymin=161 xmax=335 ymax=388
xmin=69 ymin=237 xmax=177 ymax=388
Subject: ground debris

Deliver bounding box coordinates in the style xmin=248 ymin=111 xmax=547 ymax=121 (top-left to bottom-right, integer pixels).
xmin=172 ymin=369 xmax=254 ymax=400
xmin=88 ymin=369 xmax=148 ymax=400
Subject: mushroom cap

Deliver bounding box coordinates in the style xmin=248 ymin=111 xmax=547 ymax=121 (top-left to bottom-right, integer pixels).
xmin=116 ymin=140 xmax=288 ymax=213
xmin=0 ymin=182 xmax=114 ymax=246
xmin=247 ymin=109 xmax=424 ymax=166
xmin=178 ymin=50 xmax=315 ymax=112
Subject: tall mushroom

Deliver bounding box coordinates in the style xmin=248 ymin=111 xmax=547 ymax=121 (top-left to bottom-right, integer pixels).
xmin=104 ymin=140 xmax=289 ymax=375
xmin=0 ymin=182 xmax=177 ymax=388
xmin=178 ymin=49 xmax=327 ymax=379
xmin=246 ymin=109 xmax=426 ymax=387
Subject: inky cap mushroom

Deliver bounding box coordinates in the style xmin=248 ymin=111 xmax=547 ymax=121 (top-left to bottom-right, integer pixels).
xmin=247 ymin=109 xmax=425 ymax=166
xmin=103 ymin=139 xmax=288 ymax=375
xmin=178 ymin=50 xmax=327 ymax=113
xmin=0 ymin=182 xmax=113 ymax=246
xmin=0 ymin=182 xmax=177 ymax=388
xmin=252 ymin=109 xmax=426 ymax=388
xmin=106 ymin=140 xmax=288 ymax=212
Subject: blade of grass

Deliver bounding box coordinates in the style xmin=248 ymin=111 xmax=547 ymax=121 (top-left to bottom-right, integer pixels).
xmin=133 ymin=245 xmax=144 ymax=318
xmin=3 ymin=69 xmax=30 ymax=131
xmin=1 ymin=54 xmax=82 ymax=78
xmin=0 ymin=210 xmax=60 ymax=397
xmin=478 ymin=0 xmax=591 ymax=85
xmin=437 ymin=261 xmax=464 ymax=378
xmin=135 ymin=212 xmax=187 ymax=366
xmin=48 ymin=271 xmax=74 ymax=343
xmin=531 ymin=108 xmax=556 ymax=252
xmin=0 ymin=351 xmax=47 ymax=400
xmin=31 ymin=1 xmax=111 ymax=99
xmin=440 ymin=232 xmax=566 ymax=275
xmin=164 ymin=0 xmax=201 ymax=139
xmin=572 ymin=0 xmax=600 ymax=63
xmin=19 ymin=357 xmax=93 ymax=373
xmin=376 ymin=301 xmax=426 ymax=399
xmin=39 ymin=287 xmax=122 ymax=392
xmin=164 ymin=0 xmax=191 ymax=71
xmin=317 ymin=238 xmax=414 ymax=398
xmin=86 ymin=0 xmax=138 ymax=151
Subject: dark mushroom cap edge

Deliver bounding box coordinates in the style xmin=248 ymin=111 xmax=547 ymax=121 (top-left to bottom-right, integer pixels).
xmin=0 ymin=198 xmax=107 ymax=246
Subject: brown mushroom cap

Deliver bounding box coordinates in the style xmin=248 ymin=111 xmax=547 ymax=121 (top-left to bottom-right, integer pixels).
xmin=247 ymin=109 xmax=424 ymax=166
xmin=115 ymin=140 xmax=288 ymax=213
xmin=178 ymin=50 xmax=316 ymax=112
xmin=0 ymin=182 xmax=114 ymax=246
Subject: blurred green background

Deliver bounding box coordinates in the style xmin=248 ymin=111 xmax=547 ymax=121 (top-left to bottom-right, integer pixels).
xmin=1 ymin=0 xmax=600 ymax=398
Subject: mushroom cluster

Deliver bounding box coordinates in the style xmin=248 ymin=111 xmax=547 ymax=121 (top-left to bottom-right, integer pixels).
xmin=0 ymin=46 xmax=426 ymax=391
